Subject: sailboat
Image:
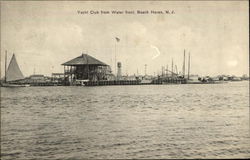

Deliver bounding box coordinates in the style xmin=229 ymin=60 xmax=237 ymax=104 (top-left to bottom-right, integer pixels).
xmin=1 ymin=51 xmax=29 ymax=87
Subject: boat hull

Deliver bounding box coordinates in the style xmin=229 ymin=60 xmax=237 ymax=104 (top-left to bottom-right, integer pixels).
xmin=1 ymin=83 xmax=30 ymax=87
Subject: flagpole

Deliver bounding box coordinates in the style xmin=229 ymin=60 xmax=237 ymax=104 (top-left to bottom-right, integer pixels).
xmin=115 ymin=41 xmax=117 ymax=79
xmin=188 ymin=52 xmax=190 ymax=80
xmin=183 ymin=49 xmax=186 ymax=78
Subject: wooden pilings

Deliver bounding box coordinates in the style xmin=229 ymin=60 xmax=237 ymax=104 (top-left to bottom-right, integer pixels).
xmin=152 ymin=78 xmax=186 ymax=84
xmin=13 ymin=78 xmax=187 ymax=86
xmin=84 ymin=78 xmax=187 ymax=86
xmin=85 ymin=80 xmax=141 ymax=86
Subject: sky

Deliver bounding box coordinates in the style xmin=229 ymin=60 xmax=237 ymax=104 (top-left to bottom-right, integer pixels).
xmin=1 ymin=1 xmax=249 ymax=77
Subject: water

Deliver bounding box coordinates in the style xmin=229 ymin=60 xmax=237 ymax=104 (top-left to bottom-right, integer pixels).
xmin=1 ymin=81 xmax=249 ymax=159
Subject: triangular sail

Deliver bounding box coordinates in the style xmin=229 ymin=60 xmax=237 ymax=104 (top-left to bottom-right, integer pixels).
xmin=6 ymin=54 xmax=24 ymax=82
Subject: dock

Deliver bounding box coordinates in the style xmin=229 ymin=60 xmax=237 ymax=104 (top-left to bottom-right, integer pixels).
xmin=84 ymin=78 xmax=187 ymax=86
xmin=85 ymin=80 xmax=140 ymax=86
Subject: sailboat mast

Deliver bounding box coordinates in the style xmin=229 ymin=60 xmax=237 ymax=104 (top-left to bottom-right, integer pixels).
xmin=5 ymin=50 xmax=7 ymax=82
xmin=183 ymin=49 xmax=186 ymax=78
xmin=188 ymin=52 xmax=190 ymax=80
xmin=166 ymin=65 xmax=168 ymax=77
xmin=171 ymin=58 xmax=173 ymax=78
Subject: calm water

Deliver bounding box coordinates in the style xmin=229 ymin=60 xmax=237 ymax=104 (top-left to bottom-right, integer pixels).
xmin=1 ymin=81 xmax=250 ymax=159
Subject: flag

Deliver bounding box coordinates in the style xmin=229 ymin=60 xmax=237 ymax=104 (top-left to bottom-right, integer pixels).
xmin=115 ymin=37 xmax=120 ymax=42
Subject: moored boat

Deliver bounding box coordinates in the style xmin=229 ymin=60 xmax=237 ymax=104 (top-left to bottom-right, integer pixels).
xmin=1 ymin=50 xmax=29 ymax=87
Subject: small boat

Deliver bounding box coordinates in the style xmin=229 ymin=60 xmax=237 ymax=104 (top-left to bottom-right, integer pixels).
xmin=1 ymin=51 xmax=29 ymax=87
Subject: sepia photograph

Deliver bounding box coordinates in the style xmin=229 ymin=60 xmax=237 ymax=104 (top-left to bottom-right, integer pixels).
xmin=0 ymin=0 xmax=249 ymax=159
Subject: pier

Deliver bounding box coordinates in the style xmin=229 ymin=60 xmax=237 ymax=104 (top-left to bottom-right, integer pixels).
xmin=84 ymin=78 xmax=187 ymax=86
xmin=85 ymin=80 xmax=140 ymax=86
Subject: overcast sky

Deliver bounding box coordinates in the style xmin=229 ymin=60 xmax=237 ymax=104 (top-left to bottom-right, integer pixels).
xmin=1 ymin=1 xmax=249 ymax=77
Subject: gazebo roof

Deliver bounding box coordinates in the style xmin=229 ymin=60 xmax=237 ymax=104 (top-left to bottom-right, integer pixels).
xmin=62 ymin=54 xmax=108 ymax=66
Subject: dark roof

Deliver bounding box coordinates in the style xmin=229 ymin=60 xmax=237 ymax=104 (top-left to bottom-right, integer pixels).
xmin=62 ymin=54 xmax=108 ymax=66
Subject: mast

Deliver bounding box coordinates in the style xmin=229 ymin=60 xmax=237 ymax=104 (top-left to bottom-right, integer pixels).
xmin=166 ymin=65 xmax=168 ymax=77
xmin=115 ymin=43 xmax=116 ymax=79
xmin=5 ymin=50 xmax=7 ymax=82
xmin=183 ymin=49 xmax=186 ymax=78
xmin=161 ymin=66 xmax=164 ymax=77
xmin=171 ymin=58 xmax=173 ymax=78
xmin=188 ymin=52 xmax=190 ymax=80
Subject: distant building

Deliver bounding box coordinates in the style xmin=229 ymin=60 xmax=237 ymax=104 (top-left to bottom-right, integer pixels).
xmin=223 ymin=77 xmax=229 ymax=81
xmin=241 ymin=74 xmax=249 ymax=80
xmin=15 ymin=74 xmax=49 ymax=84
xmin=30 ymin=74 xmax=44 ymax=80
xmin=231 ymin=77 xmax=242 ymax=81
xmin=51 ymin=73 xmax=64 ymax=83
xmin=188 ymin=75 xmax=201 ymax=83
xmin=211 ymin=76 xmax=220 ymax=81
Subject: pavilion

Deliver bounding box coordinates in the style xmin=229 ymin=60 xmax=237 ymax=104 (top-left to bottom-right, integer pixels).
xmin=62 ymin=54 xmax=112 ymax=84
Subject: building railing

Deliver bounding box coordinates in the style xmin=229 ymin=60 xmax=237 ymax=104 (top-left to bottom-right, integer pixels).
xmin=65 ymin=68 xmax=76 ymax=74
